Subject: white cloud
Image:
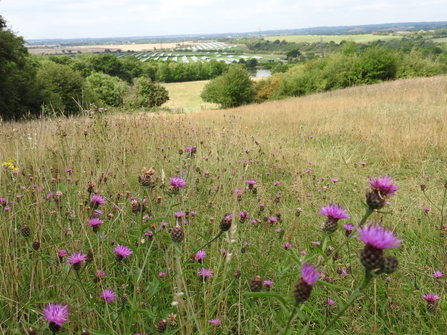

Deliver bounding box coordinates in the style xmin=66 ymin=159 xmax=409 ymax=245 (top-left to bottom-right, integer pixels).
xmin=1 ymin=0 xmax=446 ymax=39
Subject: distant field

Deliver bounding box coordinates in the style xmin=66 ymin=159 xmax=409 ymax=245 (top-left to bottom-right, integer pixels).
xmin=28 ymin=41 xmax=201 ymax=54
xmin=161 ymin=80 xmax=218 ymax=113
xmin=432 ymin=37 xmax=447 ymax=43
xmin=265 ymin=34 xmax=403 ymax=44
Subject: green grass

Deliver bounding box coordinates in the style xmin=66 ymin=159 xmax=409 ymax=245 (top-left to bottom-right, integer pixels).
xmin=1 ymin=76 xmax=447 ymax=334
xmin=265 ymin=34 xmax=404 ymax=44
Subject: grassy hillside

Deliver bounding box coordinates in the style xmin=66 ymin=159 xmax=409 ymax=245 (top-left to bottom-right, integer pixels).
xmin=1 ymin=76 xmax=447 ymax=334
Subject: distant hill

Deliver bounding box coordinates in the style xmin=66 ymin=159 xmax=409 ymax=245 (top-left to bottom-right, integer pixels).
xmin=26 ymin=21 xmax=447 ymax=46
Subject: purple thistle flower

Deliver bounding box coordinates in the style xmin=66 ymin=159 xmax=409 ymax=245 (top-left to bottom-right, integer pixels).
xmin=343 ymin=223 xmax=354 ymax=231
xmin=369 ymin=175 xmax=398 ymax=197
xmin=96 ymin=270 xmax=106 ymax=278
xmin=46 ymin=192 xmax=54 ymax=199
xmin=170 ymin=176 xmax=186 ymax=189
xmin=195 ymin=250 xmax=206 ymax=261
xmin=198 ymin=268 xmax=213 ymax=278
xmin=268 ymin=217 xmax=277 ymax=223
xmin=185 ymin=146 xmax=196 ymax=153
xmin=357 ymin=223 xmax=402 ymax=250
xmin=423 ymin=293 xmax=440 ymax=302
xmin=58 ymin=249 xmax=67 ymax=257
xmin=90 ymin=194 xmax=106 ymax=207
xmin=246 ymin=179 xmax=256 ymax=185
xmin=433 ymin=271 xmax=443 ymax=279
xmin=264 ymin=280 xmax=274 ymax=287
xmin=283 ymin=242 xmax=292 ymax=250
xmin=89 ymin=218 xmax=103 ymax=227
xmin=100 ymin=289 xmax=116 ymax=303
xmin=158 ymin=272 xmax=166 ymax=278
xmin=209 ymin=318 xmax=221 ymax=326
xmin=174 ymin=211 xmax=185 ymax=218
xmin=68 ymin=252 xmax=86 ymax=265
xmin=326 ymin=298 xmax=336 ymax=305
xmin=43 ymin=303 xmax=69 ymax=327
xmin=301 ymin=263 xmax=320 ymax=286
xmin=320 ymin=203 xmax=349 ymax=220
xmin=114 ymin=245 xmax=132 ymax=260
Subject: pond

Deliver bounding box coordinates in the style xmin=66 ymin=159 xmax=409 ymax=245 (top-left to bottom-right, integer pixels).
xmin=249 ymin=69 xmax=271 ymax=78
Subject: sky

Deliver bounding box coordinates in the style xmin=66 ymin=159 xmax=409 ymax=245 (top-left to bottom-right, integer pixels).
xmin=1 ymin=0 xmax=446 ymax=40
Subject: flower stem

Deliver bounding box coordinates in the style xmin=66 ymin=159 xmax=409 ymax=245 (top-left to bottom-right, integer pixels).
xmin=359 ymin=207 xmax=374 ymax=226
xmin=321 ymin=269 xmax=373 ymax=334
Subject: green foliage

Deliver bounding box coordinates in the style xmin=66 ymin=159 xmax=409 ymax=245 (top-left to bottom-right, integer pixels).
xmin=35 ymin=62 xmax=85 ymax=114
xmin=0 ymin=22 xmax=40 ymax=120
xmin=128 ymin=77 xmax=170 ymax=108
xmin=286 ymin=49 xmax=301 ymax=58
xmin=201 ymin=64 xmax=254 ymax=108
xmin=84 ymin=72 xmax=129 ymax=107
xmin=357 ymin=46 xmax=398 ymax=83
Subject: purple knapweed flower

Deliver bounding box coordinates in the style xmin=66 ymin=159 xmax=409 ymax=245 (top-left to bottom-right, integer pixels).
xmin=68 ymin=252 xmax=86 ymax=270
xmin=198 ymin=268 xmax=213 ymax=279
xmin=89 ymin=218 xmax=103 ymax=227
xmin=90 ymin=194 xmax=105 ymax=208
xmin=114 ymin=245 xmax=132 ymax=261
xmin=100 ymin=289 xmax=116 ymax=303
xmin=357 ymin=223 xmax=402 ymax=250
xmin=264 ymin=280 xmax=274 ymax=291
xmin=301 ymin=263 xmax=321 ymax=286
xmin=209 ymin=318 xmax=221 ymax=326
xmin=170 ymin=176 xmax=186 ymax=189
xmin=284 ymin=242 xmax=292 ymax=250
xmin=195 ymin=250 xmax=206 ymax=261
xmin=43 ymin=303 xmax=69 ymax=328
xmin=175 ymin=211 xmax=185 ymax=218
xmin=246 ymin=179 xmax=256 ymax=185
xmin=326 ymin=298 xmax=336 ymax=305
xmin=433 ymin=271 xmax=443 ymax=279
xmin=158 ymin=272 xmax=166 ymax=278
xmin=320 ymin=203 xmax=349 ymax=220
xmin=369 ymin=175 xmax=398 ymax=197
xmin=423 ymin=293 xmax=440 ymax=302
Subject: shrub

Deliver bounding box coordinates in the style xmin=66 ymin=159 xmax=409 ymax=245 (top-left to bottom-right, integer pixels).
xmin=35 ymin=62 xmax=85 ymax=115
xmin=201 ymin=64 xmax=254 ymax=108
xmin=126 ymin=77 xmax=169 ymax=109
xmin=84 ymin=72 xmax=129 ymax=107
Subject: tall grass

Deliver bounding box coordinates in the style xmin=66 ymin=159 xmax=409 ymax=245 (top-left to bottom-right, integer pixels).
xmin=1 ymin=76 xmax=447 ymax=334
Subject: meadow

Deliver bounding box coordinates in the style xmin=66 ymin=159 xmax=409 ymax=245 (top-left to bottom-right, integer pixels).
xmin=264 ymin=34 xmax=403 ymax=44
xmin=1 ymin=75 xmax=447 ymax=334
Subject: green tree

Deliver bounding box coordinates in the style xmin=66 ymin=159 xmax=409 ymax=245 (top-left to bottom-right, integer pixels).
xmin=132 ymin=77 xmax=169 ymax=108
xmin=286 ymin=49 xmax=301 ymax=58
xmin=0 ymin=15 xmax=41 ymax=120
xmin=201 ymin=64 xmax=254 ymax=108
xmin=84 ymin=72 xmax=128 ymax=107
xmin=36 ymin=62 xmax=85 ymax=114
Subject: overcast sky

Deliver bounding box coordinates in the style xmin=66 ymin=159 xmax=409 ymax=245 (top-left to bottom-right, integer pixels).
xmin=1 ymin=0 xmax=446 ymax=40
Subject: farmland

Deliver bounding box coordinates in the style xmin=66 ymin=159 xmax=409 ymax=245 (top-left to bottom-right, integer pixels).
xmin=264 ymin=34 xmax=405 ymax=44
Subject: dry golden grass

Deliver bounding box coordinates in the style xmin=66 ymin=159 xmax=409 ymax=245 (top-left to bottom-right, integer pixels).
xmin=161 ymin=80 xmax=219 ymax=113
xmin=186 ymin=75 xmax=447 ymax=172
xmin=28 ymin=41 xmax=200 ymax=54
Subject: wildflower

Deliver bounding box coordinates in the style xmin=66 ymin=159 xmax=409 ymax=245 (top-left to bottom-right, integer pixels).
xmin=68 ymin=252 xmax=86 ymax=271
xmin=88 ymin=218 xmax=103 ymax=233
xmin=268 ymin=216 xmax=277 ymax=224
xmin=185 ymin=146 xmax=197 ymax=155
xmin=156 ymin=320 xmax=168 ymax=333
xmin=433 ymin=270 xmax=443 ymax=279
xmin=114 ymin=245 xmax=132 ymax=261
xmin=320 ymin=203 xmax=349 ymax=233
xmin=43 ymin=303 xmax=68 ymax=332
xmin=246 ymin=179 xmax=256 ymax=189
xmin=171 ymin=224 xmax=185 ymax=243
xmin=174 ymin=211 xmax=185 ymax=218
xmin=366 ymin=175 xmax=398 ymax=210
xmin=209 ymin=319 xmax=221 ymax=326
xmin=198 ymin=268 xmax=213 ymax=281
xmin=357 ymin=223 xmax=401 ymax=271
xmin=326 ymin=298 xmax=336 ymax=305
xmin=293 ymin=263 xmax=321 ymax=304
xmin=423 ymin=293 xmax=440 ymax=313
xmin=158 ymin=272 xmax=166 ymax=278
xmin=264 ymin=280 xmax=274 ymax=291
xmin=195 ymin=250 xmax=206 ymax=262
xmin=170 ymin=176 xmax=186 ymax=191
xmin=284 ymin=242 xmax=292 ymax=250
xmin=90 ymin=194 xmax=105 ymax=208
xmin=219 ymin=213 xmax=232 ymax=232
xmin=332 ymin=178 xmax=338 ymax=183
xmin=343 ymin=223 xmax=354 ymax=237
xmin=100 ymin=289 xmax=116 ymax=303
xmin=57 ymin=249 xmax=67 ymax=262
